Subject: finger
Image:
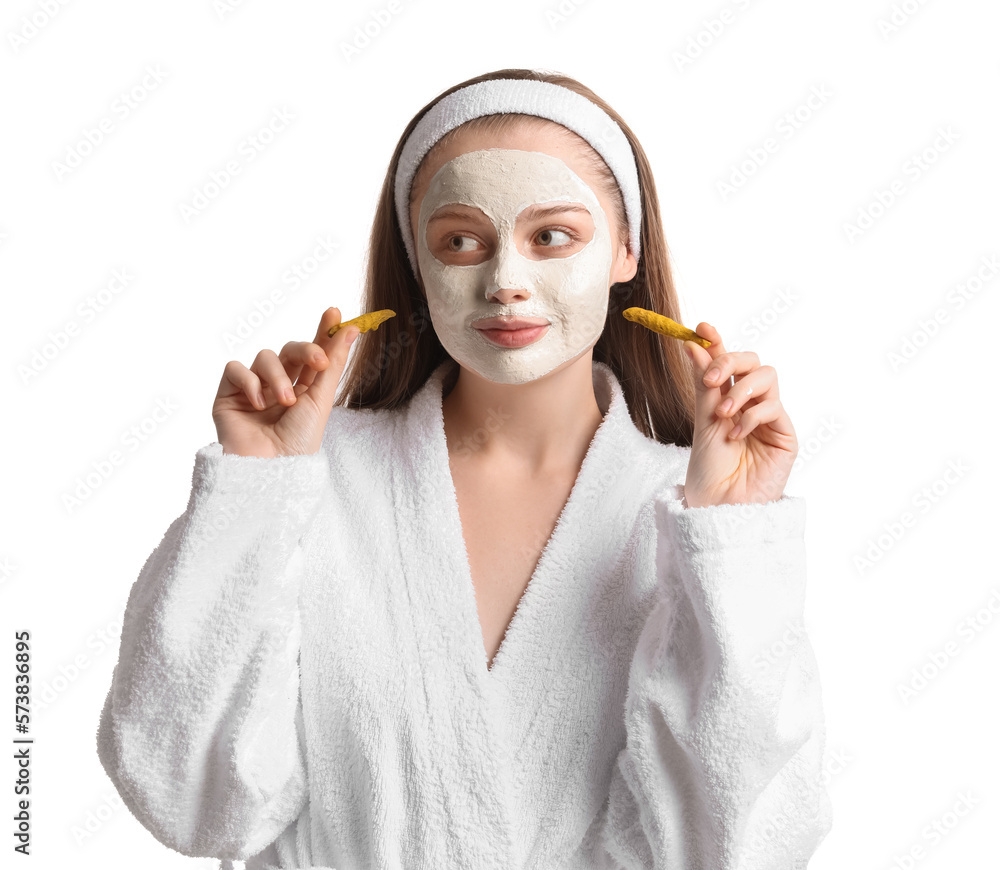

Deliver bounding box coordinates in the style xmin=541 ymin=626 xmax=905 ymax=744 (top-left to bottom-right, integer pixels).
xmin=684 ymin=321 xmax=734 ymax=431
xmin=250 ymin=349 xmax=297 ymax=405
xmin=295 ymin=342 xmax=331 ymax=388
xmin=684 ymin=336 xmax=728 ymax=436
xmin=299 ymin=306 xmax=351 ymax=390
xmin=296 ymin=350 xmax=329 ymax=389
xmin=712 ymin=366 xmax=777 ymax=420
xmin=702 ymin=350 xmax=762 ymax=390
xmin=217 ymin=359 xmax=266 ymax=410
xmin=727 ymin=398 xmax=795 ymax=442
xmin=299 ymin=311 xmax=360 ymax=416
xmin=313 ymin=306 xmax=343 ymax=345
xmin=694 ymin=322 xmax=727 ymax=359
xmin=278 ymin=340 xmax=330 ymax=387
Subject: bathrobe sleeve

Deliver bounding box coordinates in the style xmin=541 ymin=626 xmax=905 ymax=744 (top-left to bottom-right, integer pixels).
xmin=96 ymin=441 xmax=330 ymax=861
xmin=599 ymin=483 xmax=833 ymax=869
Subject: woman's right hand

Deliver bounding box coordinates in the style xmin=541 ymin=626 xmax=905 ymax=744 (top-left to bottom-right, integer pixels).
xmin=212 ymin=307 xmax=361 ymax=457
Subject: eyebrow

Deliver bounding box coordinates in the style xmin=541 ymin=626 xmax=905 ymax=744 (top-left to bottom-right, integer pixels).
xmin=518 ymin=203 xmax=591 ymax=220
xmin=427 ymin=207 xmax=487 ymax=225
xmin=427 ymin=203 xmax=591 ymax=224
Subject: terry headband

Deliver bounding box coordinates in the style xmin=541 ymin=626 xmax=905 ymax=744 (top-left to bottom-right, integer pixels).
xmin=394 ymin=78 xmax=643 ymax=278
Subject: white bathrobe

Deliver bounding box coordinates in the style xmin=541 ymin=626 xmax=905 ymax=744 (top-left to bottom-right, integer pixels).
xmin=96 ymin=357 xmax=833 ymax=869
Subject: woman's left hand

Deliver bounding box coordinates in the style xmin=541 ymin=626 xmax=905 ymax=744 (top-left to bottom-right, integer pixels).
xmin=681 ymin=323 xmax=798 ymax=508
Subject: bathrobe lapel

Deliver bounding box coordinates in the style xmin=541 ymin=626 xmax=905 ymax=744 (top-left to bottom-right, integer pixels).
xmin=389 ymin=357 xmax=668 ymax=866
xmin=389 ymin=358 xmax=517 ymax=868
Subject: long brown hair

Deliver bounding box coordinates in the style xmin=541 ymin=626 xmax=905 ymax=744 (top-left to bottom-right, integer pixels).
xmin=334 ymin=68 xmax=696 ymax=447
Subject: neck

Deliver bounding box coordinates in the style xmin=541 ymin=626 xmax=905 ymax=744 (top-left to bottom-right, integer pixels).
xmin=441 ymin=354 xmax=605 ymax=475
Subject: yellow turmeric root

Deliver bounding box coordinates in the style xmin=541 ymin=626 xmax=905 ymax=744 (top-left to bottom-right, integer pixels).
xmin=622 ymin=307 xmax=712 ymax=348
xmin=328 ymin=309 xmax=396 ymax=338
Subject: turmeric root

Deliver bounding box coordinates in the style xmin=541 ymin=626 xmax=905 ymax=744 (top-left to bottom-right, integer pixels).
xmin=622 ymin=307 xmax=711 ymax=348
xmin=328 ymin=309 xmax=396 ymax=338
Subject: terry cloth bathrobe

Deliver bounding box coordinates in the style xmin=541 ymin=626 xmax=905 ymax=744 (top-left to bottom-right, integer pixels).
xmin=97 ymin=357 xmax=833 ymax=870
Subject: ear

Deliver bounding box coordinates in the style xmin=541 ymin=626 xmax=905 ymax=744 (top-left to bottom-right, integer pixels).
xmin=611 ymin=245 xmax=638 ymax=285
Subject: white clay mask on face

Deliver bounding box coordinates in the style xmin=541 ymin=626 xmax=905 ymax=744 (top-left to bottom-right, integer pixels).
xmin=416 ymin=149 xmax=615 ymax=385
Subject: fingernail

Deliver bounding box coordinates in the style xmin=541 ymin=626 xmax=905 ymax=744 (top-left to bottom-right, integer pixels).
xmin=705 ymin=368 xmax=721 ymax=383
xmin=312 ymin=352 xmax=326 ymax=365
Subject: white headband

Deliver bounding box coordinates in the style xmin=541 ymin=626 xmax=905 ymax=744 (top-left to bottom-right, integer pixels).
xmin=394 ymin=78 xmax=642 ymax=278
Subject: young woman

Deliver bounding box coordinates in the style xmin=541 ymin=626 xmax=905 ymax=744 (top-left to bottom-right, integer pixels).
xmin=98 ymin=68 xmax=832 ymax=869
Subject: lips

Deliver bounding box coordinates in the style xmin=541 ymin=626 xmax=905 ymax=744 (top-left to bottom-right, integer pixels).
xmin=473 ymin=316 xmax=550 ymax=348
xmin=472 ymin=315 xmax=551 ymax=331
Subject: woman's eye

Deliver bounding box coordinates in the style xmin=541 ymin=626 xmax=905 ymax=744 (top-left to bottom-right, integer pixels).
xmin=536 ymin=229 xmax=573 ymax=247
xmin=446 ymin=235 xmax=479 ymax=252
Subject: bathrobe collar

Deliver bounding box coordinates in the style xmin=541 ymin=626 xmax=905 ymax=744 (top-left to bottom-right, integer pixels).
xmin=390 ymin=356 xmax=677 ymax=684
xmin=385 ymin=356 xmax=679 ymax=866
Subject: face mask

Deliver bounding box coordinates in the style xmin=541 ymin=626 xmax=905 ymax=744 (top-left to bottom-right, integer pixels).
xmin=415 ymin=149 xmax=614 ymax=385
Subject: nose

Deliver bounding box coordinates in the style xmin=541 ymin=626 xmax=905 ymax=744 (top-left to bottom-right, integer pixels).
xmin=486 ymin=284 xmax=530 ymax=304
xmin=485 ymin=236 xmax=533 ymax=303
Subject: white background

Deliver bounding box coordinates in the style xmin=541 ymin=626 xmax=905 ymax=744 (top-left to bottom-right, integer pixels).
xmin=2 ymin=0 xmax=998 ymax=867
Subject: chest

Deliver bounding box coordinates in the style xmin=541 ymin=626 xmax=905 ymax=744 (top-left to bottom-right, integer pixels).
xmin=449 ymin=458 xmax=577 ymax=672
